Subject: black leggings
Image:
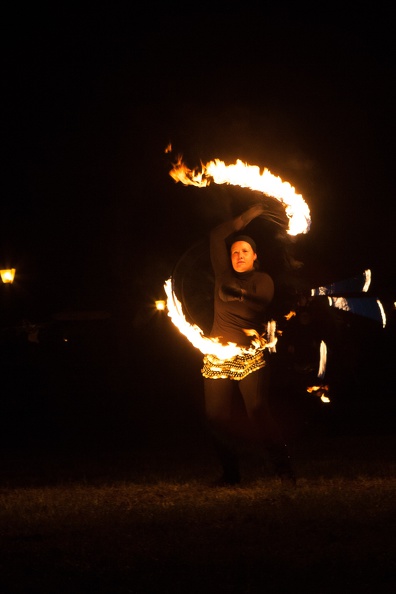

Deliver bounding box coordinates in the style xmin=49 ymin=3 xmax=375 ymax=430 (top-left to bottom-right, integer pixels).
xmin=204 ymin=365 xmax=284 ymax=450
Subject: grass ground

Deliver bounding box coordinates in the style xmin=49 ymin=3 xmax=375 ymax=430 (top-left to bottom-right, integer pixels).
xmin=0 ymin=281 xmax=394 ymax=592
xmin=1 ymin=429 xmax=395 ymax=594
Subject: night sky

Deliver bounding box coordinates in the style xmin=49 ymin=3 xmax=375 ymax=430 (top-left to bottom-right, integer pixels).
xmin=2 ymin=7 xmax=395 ymax=436
xmin=3 ymin=7 xmax=395 ymax=305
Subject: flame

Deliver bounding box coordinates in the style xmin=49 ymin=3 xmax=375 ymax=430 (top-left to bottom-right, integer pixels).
xmin=362 ymin=269 xmax=371 ymax=292
xmin=307 ymin=384 xmax=330 ymax=403
xmin=317 ymin=340 xmax=327 ymax=379
xmin=266 ymin=320 xmax=277 ymax=353
xmin=164 ymin=278 xmax=276 ymax=359
xmin=165 ymin=154 xmax=310 ymax=356
xmin=169 ymin=157 xmax=311 ymax=236
xmin=377 ymin=300 xmax=387 ymax=328
xmin=330 ymin=297 xmax=350 ymax=311
xmin=284 ymin=310 xmax=296 ymax=320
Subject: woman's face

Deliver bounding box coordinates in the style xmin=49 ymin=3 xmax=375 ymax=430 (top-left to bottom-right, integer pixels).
xmin=230 ymin=241 xmax=257 ymax=273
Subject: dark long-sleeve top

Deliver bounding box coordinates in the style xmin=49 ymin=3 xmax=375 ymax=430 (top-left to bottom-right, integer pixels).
xmin=209 ymin=219 xmax=274 ymax=347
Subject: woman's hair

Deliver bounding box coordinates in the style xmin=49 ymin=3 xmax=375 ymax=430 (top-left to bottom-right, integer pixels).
xmin=230 ymin=234 xmax=257 ymax=253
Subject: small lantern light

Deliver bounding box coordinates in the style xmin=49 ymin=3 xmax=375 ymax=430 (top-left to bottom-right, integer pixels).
xmin=0 ymin=268 xmax=16 ymax=284
xmin=155 ymin=300 xmax=166 ymax=311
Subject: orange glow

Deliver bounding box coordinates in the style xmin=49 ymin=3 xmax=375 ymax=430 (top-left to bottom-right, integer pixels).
xmin=284 ymin=311 xmax=296 ymax=320
xmin=307 ymin=384 xmax=330 ymax=403
xmin=169 ymin=157 xmax=311 ymax=236
xmin=0 ymin=268 xmax=16 ymax=284
xmin=155 ymin=300 xmax=166 ymax=311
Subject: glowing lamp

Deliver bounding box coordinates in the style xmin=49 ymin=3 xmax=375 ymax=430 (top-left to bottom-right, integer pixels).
xmin=0 ymin=268 xmax=16 ymax=284
xmin=155 ymin=300 xmax=166 ymax=311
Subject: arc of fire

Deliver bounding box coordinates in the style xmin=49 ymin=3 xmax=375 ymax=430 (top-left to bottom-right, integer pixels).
xmin=169 ymin=157 xmax=311 ymax=236
xmin=165 ymin=156 xmax=311 ymax=359
xmin=164 ymin=278 xmax=277 ymax=360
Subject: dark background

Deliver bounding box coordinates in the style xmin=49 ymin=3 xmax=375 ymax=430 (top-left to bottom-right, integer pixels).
xmin=1 ymin=5 xmax=395 ymax=454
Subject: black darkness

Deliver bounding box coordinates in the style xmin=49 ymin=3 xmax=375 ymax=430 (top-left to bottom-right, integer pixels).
xmin=2 ymin=6 xmax=395 ymax=449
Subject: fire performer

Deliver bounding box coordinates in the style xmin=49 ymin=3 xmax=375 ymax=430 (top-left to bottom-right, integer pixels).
xmin=202 ymin=202 xmax=296 ymax=486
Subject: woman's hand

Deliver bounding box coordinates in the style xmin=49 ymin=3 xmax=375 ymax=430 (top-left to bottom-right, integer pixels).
xmin=248 ymin=203 xmax=267 ymax=218
xmin=239 ymin=203 xmax=267 ymax=228
xmin=220 ymin=284 xmax=246 ymax=302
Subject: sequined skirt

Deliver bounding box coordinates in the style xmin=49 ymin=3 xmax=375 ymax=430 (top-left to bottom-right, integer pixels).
xmin=201 ymin=349 xmax=266 ymax=380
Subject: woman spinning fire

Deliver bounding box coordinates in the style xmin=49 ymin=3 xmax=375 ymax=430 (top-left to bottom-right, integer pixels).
xmin=202 ymin=202 xmax=296 ymax=486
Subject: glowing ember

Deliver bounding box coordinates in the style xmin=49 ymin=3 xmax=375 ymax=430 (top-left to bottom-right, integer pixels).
xmin=164 ymin=278 xmax=276 ymax=359
xmin=169 ymin=157 xmax=311 ymax=236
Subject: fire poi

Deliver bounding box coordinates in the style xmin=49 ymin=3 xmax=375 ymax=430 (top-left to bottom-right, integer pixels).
xmin=164 ymin=156 xmax=311 ymax=356
xmin=163 ymin=152 xmax=387 ymax=400
xmin=169 ymin=156 xmax=311 ymax=236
